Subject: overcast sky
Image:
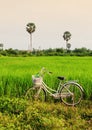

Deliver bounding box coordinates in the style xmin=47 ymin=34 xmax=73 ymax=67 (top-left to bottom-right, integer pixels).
xmin=0 ymin=0 xmax=92 ymax=50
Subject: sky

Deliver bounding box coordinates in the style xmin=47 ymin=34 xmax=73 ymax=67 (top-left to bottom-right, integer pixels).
xmin=0 ymin=0 xmax=92 ymax=50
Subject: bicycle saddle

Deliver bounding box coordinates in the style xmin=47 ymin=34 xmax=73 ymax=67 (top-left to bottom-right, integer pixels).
xmin=57 ymin=76 xmax=65 ymax=80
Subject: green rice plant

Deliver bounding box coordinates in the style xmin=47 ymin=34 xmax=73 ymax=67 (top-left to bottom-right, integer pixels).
xmin=0 ymin=56 xmax=92 ymax=99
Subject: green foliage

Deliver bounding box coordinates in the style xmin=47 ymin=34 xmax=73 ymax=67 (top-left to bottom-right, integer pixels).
xmin=0 ymin=47 xmax=92 ymax=56
xmin=0 ymin=97 xmax=27 ymax=114
xmin=63 ymin=31 xmax=71 ymax=42
xmin=26 ymin=23 xmax=36 ymax=34
xmin=0 ymin=98 xmax=92 ymax=130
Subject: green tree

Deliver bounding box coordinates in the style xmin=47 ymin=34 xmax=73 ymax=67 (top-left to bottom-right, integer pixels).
xmin=0 ymin=43 xmax=4 ymax=50
xmin=63 ymin=31 xmax=71 ymax=50
xmin=26 ymin=23 xmax=36 ymax=52
xmin=67 ymin=43 xmax=71 ymax=50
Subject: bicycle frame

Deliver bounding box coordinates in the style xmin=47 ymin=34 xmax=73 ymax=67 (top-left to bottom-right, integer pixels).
xmin=42 ymin=81 xmax=57 ymax=95
xmin=37 ymin=79 xmax=83 ymax=99
xmin=38 ymin=79 xmax=65 ymax=98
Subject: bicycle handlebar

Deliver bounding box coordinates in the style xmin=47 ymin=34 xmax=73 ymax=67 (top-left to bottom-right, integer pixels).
xmin=39 ymin=67 xmax=52 ymax=77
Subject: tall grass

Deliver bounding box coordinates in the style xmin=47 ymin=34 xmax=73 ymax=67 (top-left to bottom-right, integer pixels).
xmin=0 ymin=56 xmax=92 ymax=99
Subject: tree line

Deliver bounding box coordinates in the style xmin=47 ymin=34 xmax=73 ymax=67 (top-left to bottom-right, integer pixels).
xmin=0 ymin=47 xmax=92 ymax=56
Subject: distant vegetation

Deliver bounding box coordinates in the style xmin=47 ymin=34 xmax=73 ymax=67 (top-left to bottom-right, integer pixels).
xmin=0 ymin=47 xmax=92 ymax=56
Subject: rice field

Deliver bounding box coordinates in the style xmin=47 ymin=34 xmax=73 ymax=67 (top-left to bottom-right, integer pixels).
xmin=0 ymin=56 xmax=92 ymax=99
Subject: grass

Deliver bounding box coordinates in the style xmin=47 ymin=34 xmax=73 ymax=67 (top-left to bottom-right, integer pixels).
xmin=0 ymin=56 xmax=92 ymax=99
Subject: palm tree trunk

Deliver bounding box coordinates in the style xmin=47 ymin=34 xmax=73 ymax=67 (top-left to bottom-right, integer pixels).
xmin=66 ymin=41 xmax=68 ymax=51
xmin=28 ymin=33 xmax=32 ymax=52
xmin=30 ymin=33 xmax=32 ymax=52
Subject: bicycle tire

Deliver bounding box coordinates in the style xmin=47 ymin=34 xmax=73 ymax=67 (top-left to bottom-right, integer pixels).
xmin=25 ymin=87 xmax=46 ymax=102
xmin=60 ymin=82 xmax=83 ymax=106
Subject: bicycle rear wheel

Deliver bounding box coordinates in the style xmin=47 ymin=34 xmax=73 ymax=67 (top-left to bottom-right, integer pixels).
xmin=60 ymin=82 xmax=83 ymax=106
xmin=25 ymin=87 xmax=46 ymax=102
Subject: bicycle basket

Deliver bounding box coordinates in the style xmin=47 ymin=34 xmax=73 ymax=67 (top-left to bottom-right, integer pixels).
xmin=32 ymin=75 xmax=42 ymax=85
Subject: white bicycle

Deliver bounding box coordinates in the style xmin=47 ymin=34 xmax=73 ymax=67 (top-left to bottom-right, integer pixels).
xmin=25 ymin=67 xmax=84 ymax=106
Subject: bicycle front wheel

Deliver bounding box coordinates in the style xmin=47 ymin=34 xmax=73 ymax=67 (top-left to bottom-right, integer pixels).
xmin=25 ymin=87 xmax=46 ymax=102
xmin=60 ymin=82 xmax=83 ymax=106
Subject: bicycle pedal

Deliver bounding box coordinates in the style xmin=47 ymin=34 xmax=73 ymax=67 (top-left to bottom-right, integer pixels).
xmin=50 ymin=94 xmax=53 ymax=97
xmin=53 ymin=93 xmax=60 ymax=99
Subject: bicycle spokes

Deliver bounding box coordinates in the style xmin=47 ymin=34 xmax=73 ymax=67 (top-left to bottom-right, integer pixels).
xmin=60 ymin=83 xmax=83 ymax=106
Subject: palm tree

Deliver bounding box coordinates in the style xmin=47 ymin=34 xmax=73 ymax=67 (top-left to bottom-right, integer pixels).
xmin=0 ymin=43 xmax=3 ymax=50
xmin=63 ymin=31 xmax=71 ymax=50
xmin=67 ymin=43 xmax=71 ymax=50
xmin=26 ymin=23 xmax=36 ymax=52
